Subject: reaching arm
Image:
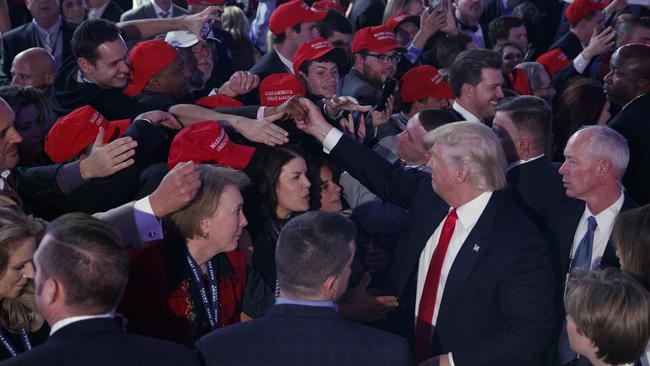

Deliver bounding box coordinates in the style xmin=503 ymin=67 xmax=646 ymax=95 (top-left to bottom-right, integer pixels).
xmin=117 ymin=6 xmax=219 ymax=41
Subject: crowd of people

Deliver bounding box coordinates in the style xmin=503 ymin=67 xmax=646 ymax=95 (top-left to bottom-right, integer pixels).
xmin=0 ymin=0 xmax=649 ymax=364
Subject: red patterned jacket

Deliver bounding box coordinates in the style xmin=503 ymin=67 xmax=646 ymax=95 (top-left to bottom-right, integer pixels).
xmin=117 ymin=235 xmax=246 ymax=346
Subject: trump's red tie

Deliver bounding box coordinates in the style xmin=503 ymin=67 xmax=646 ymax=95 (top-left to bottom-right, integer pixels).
xmin=414 ymin=208 xmax=458 ymax=363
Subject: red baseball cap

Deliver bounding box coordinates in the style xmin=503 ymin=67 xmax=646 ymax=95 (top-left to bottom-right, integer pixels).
xmin=167 ymin=120 xmax=256 ymax=170
xmin=536 ymin=48 xmax=571 ymax=76
xmin=312 ymin=1 xmax=345 ymax=13
xmin=293 ymin=37 xmax=347 ymax=74
xmin=400 ymin=65 xmax=453 ymax=103
xmin=565 ymin=0 xmax=608 ymax=26
xmin=352 ymin=26 xmax=403 ymax=54
xmin=258 ymin=73 xmax=307 ymax=106
xmin=385 ymin=12 xmax=420 ymax=31
xmin=45 ymin=105 xmax=131 ymax=164
xmin=196 ymin=94 xmax=244 ymax=109
xmin=124 ymin=39 xmax=179 ymax=97
xmin=269 ymin=0 xmax=327 ymax=36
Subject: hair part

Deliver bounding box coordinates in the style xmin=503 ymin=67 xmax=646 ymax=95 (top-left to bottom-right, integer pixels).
xmin=424 ymin=121 xmax=507 ymax=191
xmin=276 ymin=211 xmax=356 ymax=298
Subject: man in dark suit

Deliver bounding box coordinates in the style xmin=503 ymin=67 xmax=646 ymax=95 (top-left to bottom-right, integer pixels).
xmin=0 ymin=0 xmax=77 ymax=84
xmin=492 ymin=95 xmax=564 ymax=233
xmin=86 ymin=0 xmax=124 ymax=23
xmin=605 ymin=44 xmax=650 ymax=205
xmin=546 ymin=125 xmax=633 ymax=366
xmin=296 ymin=98 xmax=555 ymax=366
xmin=448 ymin=48 xmax=504 ymax=125
xmin=197 ymin=211 xmax=412 ymax=366
xmin=0 ymin=213 xmax=200 ymax=366
xmin=249 ymin=0 xmax=326 ymax=80
xmin=120 ymin=0 xmax=189 ymax=21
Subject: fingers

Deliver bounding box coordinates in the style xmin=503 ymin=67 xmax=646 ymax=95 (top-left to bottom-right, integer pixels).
xmin=105 ymin=136 xmax=137 ymax=155
xmin=355 ymin=272 xmax=371 ymax=291
xmin=261 ymin=123 xmax=290 ymax=145
xmin=94 ymin=127 xmax=105 ymax=147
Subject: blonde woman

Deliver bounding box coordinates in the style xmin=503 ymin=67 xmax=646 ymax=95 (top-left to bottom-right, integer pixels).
xmin=221 ymin=6 xmax=258 ymax=70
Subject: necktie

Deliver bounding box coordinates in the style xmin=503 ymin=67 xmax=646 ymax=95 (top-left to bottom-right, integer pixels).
xmin=558 ymin=216 xmax=598 ymax=365
xmin=159 ymin=11 xmax=169 ymax=18
xmin=43 ymin=32 xmax=55 ymax=53
xmin=414 ymin=209 xmax=458 ymax=363
xmin=572 ymin=216 xmax=597 ymax=270
xmin=458 ymin=22 xmax=479 ymax=33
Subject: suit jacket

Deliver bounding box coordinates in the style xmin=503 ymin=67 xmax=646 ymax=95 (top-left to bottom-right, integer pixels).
xmin=330 ymin=134 xmax=555 ymax=366
xmin=339 ymin=68 xmax=383 ymax=106
xmin=196 ymin=304 xmax=413 ymax=366
xmin=0 ymin=318 xmax=200 ymax=366
xmin=506 ymin=156 xmax=565 ymax=233
xmin=608 ymin=93 xmax=650 ymax=205
xmin=99 ymin=1 xmax=124 ymax=23
xmin=0 ymin=20 xmax=76 ymax=84
xmin=248 ymin=48 xmax=291 ymax=81
xmin=120 ymin=2 xmax=189 ymax=21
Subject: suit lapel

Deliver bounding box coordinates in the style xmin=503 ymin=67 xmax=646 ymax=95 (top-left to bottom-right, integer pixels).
xmin=557 ymin=200 xmax=584 ymax=273
xmin=144 ymin=3 xmax=156 ymax=18
xmin=436 ymin=193 xmax=499 ymax=325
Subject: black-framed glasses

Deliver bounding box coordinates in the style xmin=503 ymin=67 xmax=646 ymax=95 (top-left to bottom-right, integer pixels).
xmin=365 ymin=53 xmax=402 ymax=64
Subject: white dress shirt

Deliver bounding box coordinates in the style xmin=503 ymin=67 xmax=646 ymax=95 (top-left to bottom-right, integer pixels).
xmin=570 ymin=192 xmax=624 ymax=269
xmin=506 ymin=153 xmax=545 ymax=171
xmin=151 ymin=0 xmax=172 ymax=18
xmin=274 ymin=46 xmax=294 ymax=74
xmin=88 ymin=0 xmax=111 ymax=19
xmin=49 ymin=312 xmax=114 ymax=336
xmin=452 ymin=101 xmax=481 ymax=124
xmin=33 ymin=17 xmax=63 ymax=66
xmin=0 ymin=170 xmax=10 ymax=191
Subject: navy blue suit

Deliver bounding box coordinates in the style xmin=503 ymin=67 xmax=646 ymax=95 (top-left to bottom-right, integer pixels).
xmin=329 ymin=134 xmax=555 ymax=366
xmin=196 ymin=304 xmax=412 ymax=366
xmin=0 ymin=318 xmax=200 ymax=366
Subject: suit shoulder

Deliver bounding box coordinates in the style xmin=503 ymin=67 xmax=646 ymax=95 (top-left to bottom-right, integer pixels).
xmin=3 ymin=23 xmax=32 ymax=40
xmin=172 ymin=4 xmax=191 ymax=14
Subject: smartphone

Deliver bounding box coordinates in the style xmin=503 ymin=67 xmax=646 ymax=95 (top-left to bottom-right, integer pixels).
xmin=200 ymin=20 xmax=219 ymax=41
xmin=429 ymin=0 xmax=446 ymax=13
xmin=376 ymin=77 xmax=396 ymax=112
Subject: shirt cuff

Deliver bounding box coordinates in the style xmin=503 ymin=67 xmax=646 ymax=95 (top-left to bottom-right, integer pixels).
xmin=133 ymin=196 xmax=163 ymax=242
xmin=56 ymin=161 xmax=86 ymax=195
xmin=449 ymin=353 xmax=456 ymax=366
xmin=322 ymin=127 xmax=343 ymax=154
xmin=405 ymin=42 xmax=422 ymax=64
xmin=256 ymin=106 xmax=266 ymax=119
xmin=573 ymin=53 xmax=590 ymax=74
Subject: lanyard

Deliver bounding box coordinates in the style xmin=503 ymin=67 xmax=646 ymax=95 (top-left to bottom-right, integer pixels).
xmin=0 ymin=329 xmax=32 ymax=357
xmin=184 ymin=250 xmax=220 ymax=330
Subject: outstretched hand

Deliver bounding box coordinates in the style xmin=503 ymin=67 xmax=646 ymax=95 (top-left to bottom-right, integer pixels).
xmin=338 ymin=273 xmax=399 ymax=322
xmin=149 ymin=161 xmax=201 ymax=218
xmin=80 ymin=127 xmax=138 ymax=180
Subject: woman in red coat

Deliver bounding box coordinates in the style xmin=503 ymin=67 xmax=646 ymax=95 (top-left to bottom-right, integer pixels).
xmin=118 ymin=165 xmax=249 ymax=346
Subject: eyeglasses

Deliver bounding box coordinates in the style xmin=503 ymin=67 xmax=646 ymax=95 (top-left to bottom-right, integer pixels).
xmin=191 ymin=43 xmax=211 ymax=55
xmin=365 ymin=53 xmax=402 ymax=64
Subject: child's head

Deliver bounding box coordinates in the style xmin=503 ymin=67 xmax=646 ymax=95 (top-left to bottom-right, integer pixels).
xmin=566 ymin=268 xmax=650 ymax=365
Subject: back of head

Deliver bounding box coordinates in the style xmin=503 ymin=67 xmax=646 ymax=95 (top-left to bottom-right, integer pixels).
xmin=424 ymin=121 xmax=507 ymax=191
xmin=576 ymin=125 xmax=629 ymax=179
xmin=495 ymin=95 xmax=552 ymax=153
xmin=516 ymin=62 xmax=548 ymax=91
xmin=612 ymin=204 xmax=650 ymax=287
xmin=417 ymin=109 xmax=461 ymax=132
xmin=276 ymin=211 xmax=356 ymax=299
xmin=38 ymin=213 xmax=127 ymax=314
xmin=449 ymin=49 xmax=502 ymax=97
xmin=317 ymin=10 xmax=352 ymax=38
xmin=71 ymin=18 xmax=121 ymax=63
xmin=435 ymin=34 xmax=473 ymax=69
xmin=566 ymin=268 xmax=650 ymax=365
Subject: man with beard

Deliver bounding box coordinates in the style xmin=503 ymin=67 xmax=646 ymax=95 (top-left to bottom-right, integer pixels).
xmin=10 ymin=48 xmax=56 ymax=92
xmin=454 ymin=0 xmax=487 ymax=49
xmin=605 ymin=44 xmax=650 ymax=205
xmin=339 ymin=25 xmax=403 ymax=107
xmin=448 ymin=48 xmax=504 ymax=125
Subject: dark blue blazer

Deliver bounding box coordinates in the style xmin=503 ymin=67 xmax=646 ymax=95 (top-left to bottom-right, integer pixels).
xmin=0 ymin=318 xmax=200 ymax=366
xmin=196 ymin=304 xmax=412 ymax=366
xmin=329 ymin=134 xmax=555 ymax=366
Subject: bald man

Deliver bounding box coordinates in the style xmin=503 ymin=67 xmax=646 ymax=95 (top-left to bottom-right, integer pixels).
xmin=605 ymin=44 xmax=650 ymax=205
xmin=10 ymin=48 xmax=56 ymax=89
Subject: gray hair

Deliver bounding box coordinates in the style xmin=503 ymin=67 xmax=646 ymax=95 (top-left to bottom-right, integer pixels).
xmin=424 ymin=121 xmax=507 ymax=191
xmin=516 ymin=62 xmax=548 ymax=91
xmin=578 ymin=125 xmax=629 ymax=179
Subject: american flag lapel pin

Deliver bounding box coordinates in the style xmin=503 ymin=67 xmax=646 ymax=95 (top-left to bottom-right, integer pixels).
xmin=473 ymin=244 xmax=480 ymax=252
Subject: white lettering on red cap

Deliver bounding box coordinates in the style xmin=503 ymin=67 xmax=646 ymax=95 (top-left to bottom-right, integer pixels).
xmin=265 ymin=90 xmax=295 ymax=96
xmin=431 ymin=74 xmax=443 ymax=85
xmin=373 ymin=31 xmax=396 ymax=41
xmin=209 ymin=127 xmax=229 ymax=152
xmin=310 ymin=40 xmax=331 ymax=50
xmin=89 ymin=111 xmax=106 ymax=126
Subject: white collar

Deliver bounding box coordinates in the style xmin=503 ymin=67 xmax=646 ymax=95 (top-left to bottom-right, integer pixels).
xmin=582 ymin=190 xmax=625 ymax=224
xmin=274 ymin=46 xmax=294 ymax=74
xmin=88 ymin=1 xmax=111 ymax=18
xmin=454 ymin=191 xmax=493 ymax=231
xmin=0 ymin=170 xmax=10 ymax=191
xmin=621 ymin=92 xmax=647 ymax=111
xmin=49 ymin=312 xmax=114 ymax=336
xmin=507 ymin=153 xmax=545 ymax=171
xmin=151 ymin=0 xmax=172 ymax=15
xmin=32 ymin=16 xmax=62 ymax=35
xmin=452 ymin=101 xmax=482 ymax=123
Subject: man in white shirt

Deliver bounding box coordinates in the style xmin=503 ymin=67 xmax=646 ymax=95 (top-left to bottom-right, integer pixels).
xmin=0 ymin=213 xmax=201 ymax=366
xmin=295 ymin=98 xmax=555 ymax=366
xmin=448 ymin=48 xmax=504 ymax=125
xmin=547 ymin=125 xmax=633 ymax=365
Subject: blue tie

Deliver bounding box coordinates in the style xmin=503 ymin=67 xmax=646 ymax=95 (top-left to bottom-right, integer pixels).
xmin=572 ymin=216 xmax=598 ymax=270
xmin=558 ymin=216 xmax=598 ymax=365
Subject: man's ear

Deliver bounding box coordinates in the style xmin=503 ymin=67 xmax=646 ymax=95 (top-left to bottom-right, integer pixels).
xmin=461 ymin=83 xmax=473 ymax=98
xmin=44 ymin=72 xmax=55 ymax=86
xmin=456 ymin=164 xmax=470 ymax=183
xmin=322 ymin=274 xmax=338 ymax=301
xmin=518 ymin=136 xmax=531 ymax=158
xmin=77 ymin=57 xmax=95 ymax=76
xmin=41 ymin=277 xmax=61 ymax=307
